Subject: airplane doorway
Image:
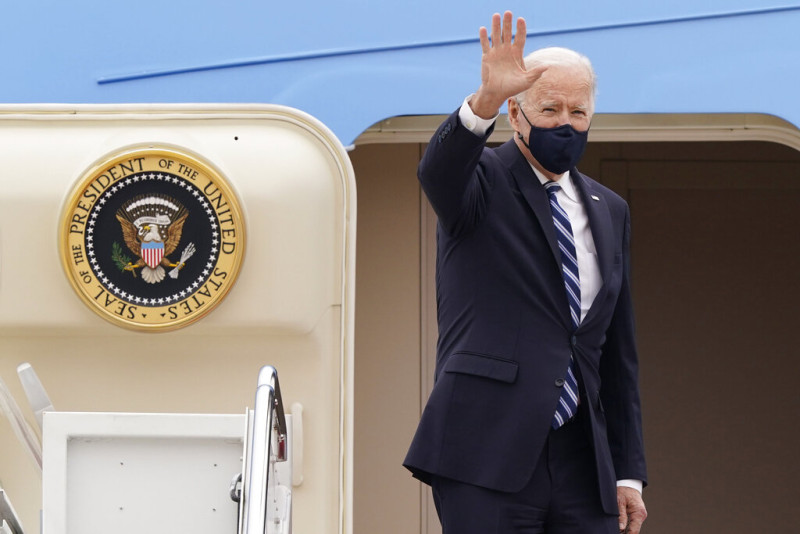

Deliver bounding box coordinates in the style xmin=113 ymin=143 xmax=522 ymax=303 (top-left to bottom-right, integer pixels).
xmin=351 ymin=114 xmax=800 ymax=534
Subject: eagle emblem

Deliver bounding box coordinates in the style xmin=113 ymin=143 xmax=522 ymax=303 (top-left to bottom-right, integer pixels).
xmin=114 ymin=194 xmax=196 ymax=284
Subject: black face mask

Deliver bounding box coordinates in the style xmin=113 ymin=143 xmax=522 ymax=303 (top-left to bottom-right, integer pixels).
xmin=517 ymin=106 xmax=589 ymax=174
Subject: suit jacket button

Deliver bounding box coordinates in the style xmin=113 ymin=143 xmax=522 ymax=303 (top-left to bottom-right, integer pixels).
xmin=555 ymin=378 xmax=565 ymax=387
xmin=570 ymin=335 xmax=578 ymax=347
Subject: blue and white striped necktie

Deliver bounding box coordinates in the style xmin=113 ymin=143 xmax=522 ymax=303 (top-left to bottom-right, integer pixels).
xmin=544 ymin=181 xmax=581 ymax=429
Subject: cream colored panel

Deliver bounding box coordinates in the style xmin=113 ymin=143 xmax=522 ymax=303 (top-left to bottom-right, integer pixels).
xmin=0 ymin=105 xmax=355 ymax=534
xmin=0 ymin=110 xmax=346 ymax=334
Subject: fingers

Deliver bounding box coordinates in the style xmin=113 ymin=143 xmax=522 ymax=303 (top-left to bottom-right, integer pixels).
xmin=617 ymin=493 xmax=629 ymax=532
xmin=501 ymin=11 xmax=513 ymax=44
xmin=491 ymin=12 xmax=501 ymax=46
xmin=479 ymin=26 xmax=489 ymax=53
xmin=515 ymin=16 xmax=527 ymax=50
xmin=484 ymin=11 xmax=524 ymax=49
xmin=617 ymin=488 xmax=647 ymax=534
xmin=626 ymin=515 xmax=644 ymax=534
xmin=525 ymin=65 xmax=548 ymax=85
xmin=626 ymin=505 xmax=647 ymax=534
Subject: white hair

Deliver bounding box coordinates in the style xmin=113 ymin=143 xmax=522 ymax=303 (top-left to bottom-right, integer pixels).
xmin=515 ymin=47 xmax=597 ymax=110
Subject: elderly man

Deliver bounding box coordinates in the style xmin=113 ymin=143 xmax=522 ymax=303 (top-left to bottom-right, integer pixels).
xmin=403 ymin=11 xmax=648 ymax=534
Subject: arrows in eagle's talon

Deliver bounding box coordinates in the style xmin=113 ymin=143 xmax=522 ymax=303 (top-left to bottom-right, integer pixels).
xmin=168 ymin=242 xmax=197 ymax=279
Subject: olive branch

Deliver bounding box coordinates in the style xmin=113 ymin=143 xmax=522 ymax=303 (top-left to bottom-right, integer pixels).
xmin=111 ymin=242 xmax=132 ymax=272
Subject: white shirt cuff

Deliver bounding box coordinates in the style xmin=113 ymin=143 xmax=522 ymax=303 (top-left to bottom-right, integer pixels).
xmin=458 ymin=94 xmax=498 ymax=136
xmin=616 ymin=479 xmax=643 ymax=493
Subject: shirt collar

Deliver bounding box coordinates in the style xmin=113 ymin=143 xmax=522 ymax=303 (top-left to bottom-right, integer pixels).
xmin=530 ymin=165 xmax=579 ymax=203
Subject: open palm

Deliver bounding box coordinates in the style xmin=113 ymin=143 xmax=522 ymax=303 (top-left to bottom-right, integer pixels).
xmin=472 ymin=12 xmax=547 ymax=118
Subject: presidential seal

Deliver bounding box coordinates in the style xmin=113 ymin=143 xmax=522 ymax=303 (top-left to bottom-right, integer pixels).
xmin=60 ymin=147 xmax=245 ymax=331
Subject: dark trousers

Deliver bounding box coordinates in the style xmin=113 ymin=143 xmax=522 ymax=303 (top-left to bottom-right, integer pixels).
xmin=431 ymin=408 xmax=617 ymax=534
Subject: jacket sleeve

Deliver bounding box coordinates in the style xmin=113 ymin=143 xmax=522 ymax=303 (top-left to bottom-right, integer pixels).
xmin=417 ymin=108 xmax=496 ymax=236
xmin=598 ymin=205 xmax=648 ymax=485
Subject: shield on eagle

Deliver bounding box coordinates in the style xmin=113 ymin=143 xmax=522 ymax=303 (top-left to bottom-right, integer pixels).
xmin=141 ymin=241 xmax=165 ymax=269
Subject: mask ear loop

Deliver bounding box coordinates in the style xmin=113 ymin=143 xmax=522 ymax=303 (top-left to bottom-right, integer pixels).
xmin=515 ymin=103 xmax=535 ymax=151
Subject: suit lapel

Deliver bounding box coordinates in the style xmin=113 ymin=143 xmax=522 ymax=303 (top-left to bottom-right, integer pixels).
xmin=497 ymin=141 xmax=562 ymax=270
xmin=498 ymin=142 xmax=616 ymax=328
xmin=572 ymin=171 xmax=614 ymax=325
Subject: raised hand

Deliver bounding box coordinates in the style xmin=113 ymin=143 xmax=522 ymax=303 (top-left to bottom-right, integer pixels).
xmin=470 ymin=11 xmax=547 ymax=119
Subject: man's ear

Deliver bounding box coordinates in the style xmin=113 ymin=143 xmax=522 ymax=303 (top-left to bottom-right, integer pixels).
xmin=507 ymin=98 xmax=520 ymax=131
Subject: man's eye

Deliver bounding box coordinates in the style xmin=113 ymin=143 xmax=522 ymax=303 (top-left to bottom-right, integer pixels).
xmin=572 ymin=110 xmax=586 ymax=116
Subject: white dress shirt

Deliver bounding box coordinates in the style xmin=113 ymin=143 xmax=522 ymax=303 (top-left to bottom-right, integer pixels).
xmin=458 ymin=97 xmax=643 ymax=495
xmin=530 ymin=167 xmax=601 ymax=322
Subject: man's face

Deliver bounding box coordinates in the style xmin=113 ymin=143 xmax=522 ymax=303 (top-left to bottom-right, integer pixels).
xmin=510 ymin=64 xmax=594 ymax=133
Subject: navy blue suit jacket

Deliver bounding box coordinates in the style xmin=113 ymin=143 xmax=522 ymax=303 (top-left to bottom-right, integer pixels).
xmin=404 ymin=110 xmax=647 ymax=515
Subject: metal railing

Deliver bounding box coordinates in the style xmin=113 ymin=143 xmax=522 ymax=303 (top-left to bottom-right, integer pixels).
xmin=240 ymin=365 xmax=289 ymax=534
